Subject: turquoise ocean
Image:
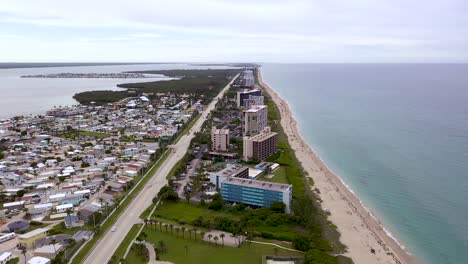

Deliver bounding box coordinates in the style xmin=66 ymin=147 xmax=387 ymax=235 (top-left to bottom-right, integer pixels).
xmin=261 ymin=63 xmax=468 ymax=264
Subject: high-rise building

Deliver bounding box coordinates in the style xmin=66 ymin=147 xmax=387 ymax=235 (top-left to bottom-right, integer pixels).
xmin=243 ymin=127 xmax=278 ymax=161
xmin=211 ymin=127 xmax=230 ymax=152
xmin=242 ymin=105 xmax=268 ymax=136
xmin=237 ymin=89 xmax=262 ymax=108
xmin=243 ymin=95 xmax=264 ymax=109
xmin=243 ymin=70 xmax=255 ymax=87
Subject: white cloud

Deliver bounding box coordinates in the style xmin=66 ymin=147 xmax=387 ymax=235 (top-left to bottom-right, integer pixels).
xmin=0 ymin=0 xmax=467 ymax=62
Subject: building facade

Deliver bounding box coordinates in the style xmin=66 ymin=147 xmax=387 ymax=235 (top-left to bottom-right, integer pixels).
xmin=220 ymin=177 xmax=292 ymax=213
xmin=209 ymin=164 xmax=249 ymax=188
xmin=211 ymin=127 xmax=230 ymax=152
xmin=242 ymin=105 xmax=268 ymax=136
xmin=243 ymin=127 xmax=278 ymax=161
xmin=237 ymin=89 xmax=262 ymax=108
xmin=243 ymin=95 xmax=264 ymax=110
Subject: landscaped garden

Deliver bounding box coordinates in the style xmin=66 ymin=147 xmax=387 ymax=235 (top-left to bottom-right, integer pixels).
xmin=125 ymin=226 xmax=303 ymax=264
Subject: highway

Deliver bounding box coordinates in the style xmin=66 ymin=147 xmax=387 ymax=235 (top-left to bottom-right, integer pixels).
xmin=81 ymin=74 xmax=239 ymax=264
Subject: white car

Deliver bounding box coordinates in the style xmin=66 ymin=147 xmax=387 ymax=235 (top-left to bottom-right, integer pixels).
xmin=111 ymin=226 xmax=117 ymax=232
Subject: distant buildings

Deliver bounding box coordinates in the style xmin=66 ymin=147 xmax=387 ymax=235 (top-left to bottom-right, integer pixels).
xmin=211 ymin=127 xmax=230 ymax=152
xmin=242 ymin=70 xmax=255 ymax=87
xmin=237 ymin=89 xmax=262 ymax=108
xmin=243 ymin=127 xmax=278 ymax=162
xmin=220 ymin=177 xmax=292 ymax=213
xmin=242 ymin=105 xmax=268 ymax=136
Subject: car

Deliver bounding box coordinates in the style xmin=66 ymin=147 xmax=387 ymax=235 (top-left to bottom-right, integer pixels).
xmin=111 ymin=226 xmax=117 ymax=232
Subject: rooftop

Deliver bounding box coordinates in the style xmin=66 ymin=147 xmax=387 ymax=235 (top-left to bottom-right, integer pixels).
xmin=217 ymin=164 xmax=248 ymax=178
xmin=223 ymin=177 xmax=291 ymax=192
xmin=18 ymin=228 xmax=48 ymax=239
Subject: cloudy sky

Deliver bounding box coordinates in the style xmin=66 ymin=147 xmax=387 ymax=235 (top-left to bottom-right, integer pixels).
xmin=0 ymin=0 xmax=467 ymax=63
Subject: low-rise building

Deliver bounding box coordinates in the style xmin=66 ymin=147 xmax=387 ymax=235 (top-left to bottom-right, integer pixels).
xmin=27 ymin=256 xmax=51 ymax=264
xmin=18 ymin=228 xmax=48 ymax=249
xmin=220 ymin=177 xmax=292 ymax=213
xmin=209 ymin=164 xmax=249 ymax=188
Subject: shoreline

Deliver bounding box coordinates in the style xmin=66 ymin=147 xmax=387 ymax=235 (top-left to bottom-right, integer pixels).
xmin=257 ymin=68 xmax=418 ymax=264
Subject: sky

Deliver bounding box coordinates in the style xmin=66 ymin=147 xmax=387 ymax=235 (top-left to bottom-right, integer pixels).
xmin=0 ymin=0 xmax=467 ymax=63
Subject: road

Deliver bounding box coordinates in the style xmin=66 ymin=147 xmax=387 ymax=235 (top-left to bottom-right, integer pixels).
xmin=82 ymin=74 xmax=239 ymax=264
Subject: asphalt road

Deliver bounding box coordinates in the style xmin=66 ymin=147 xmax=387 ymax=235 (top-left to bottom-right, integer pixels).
xmin=82 ymin=74 xmax=239 ymax=264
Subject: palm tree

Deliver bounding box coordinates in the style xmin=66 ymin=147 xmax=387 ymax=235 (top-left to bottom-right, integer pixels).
xmin=207 ymin=234 xmax=212 ymax=243
xmin=213 ymin=236 xmax=219 ymax=245
xmin=220 ymin=233 xmax=225 ymax=247
xmin=50 ymin=239 xmax=57 ymax=256
xmin=200 ymin=231 xmax=205 ymax=242
xmin=164 ymin=224 xmax=168 ymax=232
xmin=181 ymin=227 xmax=186 ymax=238
xmin=175 ymin=227 xmax=180 ymax=237
xmin=193 ymin=228 xmax=198 ymax=240
xmin=22 ymin=248 xmax=27 ymax=264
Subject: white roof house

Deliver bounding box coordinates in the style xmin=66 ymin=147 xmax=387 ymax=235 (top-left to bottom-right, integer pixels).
xmin=3 ymin=201 xmax=25 ymax=208
xmin=34 ymin=203 xmax=53 ymax=209
xmin=27 ymin=256 xmax=51 ymax=264
xmin=0 ymin=252 xmax=12 ymax=263
xmin=55 ymin=204 xmax=73 ymax=211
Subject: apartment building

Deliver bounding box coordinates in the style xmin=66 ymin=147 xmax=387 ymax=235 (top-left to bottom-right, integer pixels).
xmin=211 ymin=127 xmax=230 ymax=152
xmin=243 ymin=127 xmax=278 ymax=162
xmin=242 ymin=105 xmax=268 ymax=136
xmin=237 ymin=89 xmax=262 ymax=108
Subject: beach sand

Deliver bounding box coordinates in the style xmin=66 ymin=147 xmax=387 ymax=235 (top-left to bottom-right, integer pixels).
xmin=258 ymin=69 xmax=418 ymax=264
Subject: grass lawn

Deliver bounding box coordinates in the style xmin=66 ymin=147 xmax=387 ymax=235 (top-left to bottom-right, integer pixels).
xmin=126 ymin=227 xmax=303 ymax=264
xmin=154 ymin=202 xmax=239 ymax=223
xmin=256 ymin=166 xmax=289 ymax=184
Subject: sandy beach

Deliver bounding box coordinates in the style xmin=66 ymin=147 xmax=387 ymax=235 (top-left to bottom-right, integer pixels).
xmin=257 ymin=69 xmax=418 ymax=264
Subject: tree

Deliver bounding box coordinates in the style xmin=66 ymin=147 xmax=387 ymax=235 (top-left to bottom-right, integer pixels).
xmin=169 ymin=224 xmax=174 ymax=235
xmin=22 ymin=248 xmax=27 ymax=264
xmin=213 ymin=236 xmax=219 ymax=245
xmin=220 ymin=233 xmax=225 ymax=246
xmin=50 ymin=239 xmax=57 ymax=255
xmin=207 ymin=234 xmax=212 ymax=243
xmin=303 ymin=249 xmax=337 ymax=264
xmin=270 ymin=202 xmax=286 ymax=213
xmin=200 ymin=231 xmax=205 ymax=242
xmin=185 ymin=192 xmax=191 ymax=204
xmin=157 ymin=185 xmax=179 ymax=202
xmin=155 ymin=240 xmax=167 ymax=256
xmin=175 ymin=227 xmax=180 ymax=237
xmin=181 ymin=227 xmax=186 ymax=238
